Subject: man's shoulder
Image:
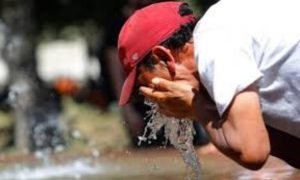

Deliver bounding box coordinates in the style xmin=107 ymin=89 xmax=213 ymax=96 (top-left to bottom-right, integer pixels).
xmin=195 ymin=0 xmax=237 ymax=34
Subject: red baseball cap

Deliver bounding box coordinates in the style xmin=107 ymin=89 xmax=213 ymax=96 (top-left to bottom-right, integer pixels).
xmin=118 ymin=1 xmax=195 ymax=106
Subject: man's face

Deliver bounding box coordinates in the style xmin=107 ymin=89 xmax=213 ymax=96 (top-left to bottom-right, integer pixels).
xmin=137 ymin=42 xmax=199 ymax=91
xmin=137 ymin=59 xmax=172 ymax=88
xmin=135 ymin=51 xmax=201 ymax=118
xmin=137 ymin=42 xmax=199 ymax=86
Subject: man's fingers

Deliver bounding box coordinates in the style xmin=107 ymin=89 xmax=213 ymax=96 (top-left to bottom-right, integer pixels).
xmin=139 ymin=86 xmax=166 ymax=102
xmin=151 ymin=78 xmax=173 ymax=91
xmin=152 ymin=77 xmax=193 ymax=92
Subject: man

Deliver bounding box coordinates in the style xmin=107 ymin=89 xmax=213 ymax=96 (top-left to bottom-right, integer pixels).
xmin=117 ymin=1 xmax=300 ymax=170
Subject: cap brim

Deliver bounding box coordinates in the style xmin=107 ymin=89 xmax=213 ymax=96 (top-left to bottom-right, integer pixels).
xmin=119 ymin=67 xmax=137 ymax=106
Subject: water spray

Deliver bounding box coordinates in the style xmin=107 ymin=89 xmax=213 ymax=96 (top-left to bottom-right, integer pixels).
xmin=138 ymin=100 xmax=202 ymax=180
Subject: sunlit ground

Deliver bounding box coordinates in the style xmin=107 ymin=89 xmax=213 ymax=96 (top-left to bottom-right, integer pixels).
xmin=0 ymin=98 xmax=299 ymax=179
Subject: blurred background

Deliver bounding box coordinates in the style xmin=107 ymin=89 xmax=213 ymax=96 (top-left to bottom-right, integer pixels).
xmin=0 ymin=1 xmax=299 ymax=180
xmin=0 ymin=0 xmax=218 ymax=154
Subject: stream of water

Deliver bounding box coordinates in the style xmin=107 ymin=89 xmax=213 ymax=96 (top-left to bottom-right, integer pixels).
xmin=138 ymin=101 xmax=202 ymax=180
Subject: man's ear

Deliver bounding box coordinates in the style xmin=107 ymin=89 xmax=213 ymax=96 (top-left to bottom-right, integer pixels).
xmin=151 ymin=46 xmax=176 ymax=78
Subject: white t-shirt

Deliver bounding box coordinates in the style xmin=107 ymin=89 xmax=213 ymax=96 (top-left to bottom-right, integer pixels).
xmin=194 ymin=0 xmax=300 ymax=138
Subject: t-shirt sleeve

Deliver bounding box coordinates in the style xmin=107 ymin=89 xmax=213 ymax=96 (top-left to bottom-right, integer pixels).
xmin=193 ymin=25 xmax=263 ymax=116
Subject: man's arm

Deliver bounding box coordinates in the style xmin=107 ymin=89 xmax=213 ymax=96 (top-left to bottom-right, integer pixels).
xmin=140 ymin=79 xmax=270 ymax=170
xmin=200 ymin=85 xmax=270 ymax=170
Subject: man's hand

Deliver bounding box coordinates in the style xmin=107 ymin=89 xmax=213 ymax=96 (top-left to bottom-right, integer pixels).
xmin=139 ymin=77 xmax=199 ymax=119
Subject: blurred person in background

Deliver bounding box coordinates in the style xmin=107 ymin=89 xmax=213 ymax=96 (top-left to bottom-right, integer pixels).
xmin=36 ymin=37 xmax=101 ymax=99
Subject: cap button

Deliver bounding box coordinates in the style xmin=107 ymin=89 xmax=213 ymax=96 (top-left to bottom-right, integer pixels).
xmin=132 ymin=53 xmax=139 ymax=61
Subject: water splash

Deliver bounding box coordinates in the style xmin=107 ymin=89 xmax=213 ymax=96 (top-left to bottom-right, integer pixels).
xmin=0 ymin=158 xmax=103 ymax=180
xmin=138 ymin=101 xmax=202 ymax=180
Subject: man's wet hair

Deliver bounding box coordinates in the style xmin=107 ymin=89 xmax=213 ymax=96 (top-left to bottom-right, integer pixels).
xmin=139 ymin=3 xmax=197 ymax=70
